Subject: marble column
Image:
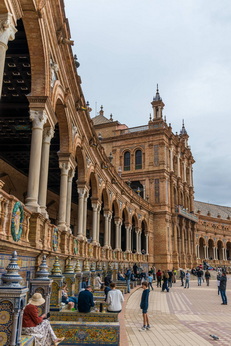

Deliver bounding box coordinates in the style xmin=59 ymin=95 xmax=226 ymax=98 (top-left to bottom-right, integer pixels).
xmin=115 ymin=220 xmax=121 ymax=250
xmin=104 ymin=211 xmax=110 ymax=248
xmin=58 ymin=161 xmax=70 ymax=229
xmin=66 ymin=168 xmax=75 ymax=230
xmin=0 ymin=13 xmax=17 ymax=98
xmin=82 ymin=190 xmax=89 ymax=238
xmin=77 ymin=187 xmax=86 ymax=239
xmin=38 ymin=127 xmax=54 ymax=218
xmin=145 ymin=232 xmax=149 ymax=254
xmin=108 ymin=213 xmax=112 ymax=248
xmin=92 ymin=202 xmax=98 ymax=244
xmin=96 ymin=203 xmax=101 ymax=244
xmin=135 ymin=230 xmax=139 ymax=253
xmin=203 ymin=245 xmax=207 ymax=260
xmin=125 ymin=225 xmax=130 ymax=252
xmin=26 ymin=110 xmax=47 ymax=212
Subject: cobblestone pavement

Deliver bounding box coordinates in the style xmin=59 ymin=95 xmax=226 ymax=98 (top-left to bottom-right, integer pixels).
xmin=123 ymin=278 xmax=231 ymax=346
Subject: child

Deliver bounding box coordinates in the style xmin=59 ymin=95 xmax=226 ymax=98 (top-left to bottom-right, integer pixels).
xmin=139 ymin=281 xmax=150 ymax=331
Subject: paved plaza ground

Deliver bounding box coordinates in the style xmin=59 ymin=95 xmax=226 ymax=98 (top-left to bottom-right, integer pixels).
xmin=121 ymin=277 xmax=231 ymax=346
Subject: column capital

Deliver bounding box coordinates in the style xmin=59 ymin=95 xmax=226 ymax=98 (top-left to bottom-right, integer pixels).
xmin=77 ymin=186 xmax=88 ymax=197
xmin=0 ymin=13 xmax=17 ymax=47
xmin=92 ymin=200 xmax=101 ymax=210
xmin=114 ymin=218 xmax=122 ymax=226
xmin=59 ymin=161 xmax=70 ymax=173
xmin=43 ymin=126 xmax=54 ymax=143
xmin=30 ymin=109 xmax=47 ymax=129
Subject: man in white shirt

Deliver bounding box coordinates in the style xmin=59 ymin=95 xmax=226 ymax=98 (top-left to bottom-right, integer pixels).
xmin=106 ymin=282 xmax=124 ymax=313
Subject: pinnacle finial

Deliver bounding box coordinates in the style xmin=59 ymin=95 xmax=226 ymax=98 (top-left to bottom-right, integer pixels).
xmin=1 ymin=251 xmax=24 ymax=287
xmin=36 ymin=255 xmax=50 ymax=280
xmin=157 ymin=83 xmax=159 ymax=92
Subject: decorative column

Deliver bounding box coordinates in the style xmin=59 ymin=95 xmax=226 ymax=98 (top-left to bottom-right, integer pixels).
xmin=38 ymin=127 xmax=54 ymax=218
xmin=177 ymin=153 xmax=181 ymax=178
xmin=213 ymin=247 xmax=216 ymax=260
xmin=96 ymin=203 xmax=101 ymax=244
xmin=58 ymin=160 xmax=70 ymax=230
xmin=108 ymin=213 xmax=112 ymax=248
xmin=170 ymin=146 xmax=174 ymax=172
xmin=104 ymin=211 xmax=110 ymax=248
xmin=115 ymin=219 xmax=122 ymax=250
xmin=92 ymin=202 xmax=98 ymax=244
xmin=0 ymin=13 xmax=17 ymax=98
xmin=82 ymin=189 xmax=89 ymax=238
xmin=77 ymin=187 xmax=86 ymax=239
xmin=145 ymin=232 xmax=149 ymax=255
xmin=125 ymin=225 xmax=130 ymax=252
xmin=66 ymin=168 xmax=75 ymax=230
xmin=135 ymin=230 xmax=139 ymax=253
xmin=138 ymin=230 xmax=142 ymax=254
xmin=203 ymin=245 xmax=207 ymax=260
xmin=26 ymin=110 xmax=47 ymax=212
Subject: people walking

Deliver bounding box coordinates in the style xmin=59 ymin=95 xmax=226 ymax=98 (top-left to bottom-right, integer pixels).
xmin=156 ymin=269 xmax=162 ymax=287
xmin=162 ymin=271 xmax=169 ymax=292
xmin=139 ymin=281 xmax=150 ymax=331
xmin=217 ymin=272 xmax=222 ymax=295
xmin=205 ymin=270 xmax=211 ymax=286
xmin=180 ymin=269 xmax=185 ymax=287
xmin=197 ymin=268 xmax=203 ymax=286
xmin=168 ymin=270 xmax=173 ymax=288
xmin=148 ymin=272 xmax=154 ymax=291
xmin=219 ymin=272 xmax=227 ymax=305
xmin=125 ymin=267 xmax=132 ymax=293
xmin=184 ymin=270 xmax=190 ymax=288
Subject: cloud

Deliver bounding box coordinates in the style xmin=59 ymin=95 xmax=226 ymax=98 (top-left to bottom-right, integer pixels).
xmin=65 ymin=0 xmax=231 ymax=206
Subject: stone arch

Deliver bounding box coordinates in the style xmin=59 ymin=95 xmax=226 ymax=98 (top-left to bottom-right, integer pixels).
xmin=88 ymin=172 xmax=99 ymax=200
xmin=101 ymin=188 xmax=110 ymax=210
xmin=111 ymin=198 xmax=119 ymax=218
xmin=22 ymin=8 xmax=49 ymax=95
xmin=75 ymin=145 xmax=86 ymax=183
xmin=52 ymin=81 xmax=66 ymax=108
xmin=55 ymin=99 xmax=72 ymax=153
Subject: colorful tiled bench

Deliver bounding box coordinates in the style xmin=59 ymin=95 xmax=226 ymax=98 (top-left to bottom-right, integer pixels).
xmin=50 ymin=310 xmax=118 ymax=322
xmin=51 ymin=321 xmax=120 ymax=345
xmin=21 ymin=335 xmax=35 ymax=346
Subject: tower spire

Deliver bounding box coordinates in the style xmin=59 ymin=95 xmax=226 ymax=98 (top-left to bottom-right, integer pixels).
xmin=151 ymin=84 xmax=165 ymax=120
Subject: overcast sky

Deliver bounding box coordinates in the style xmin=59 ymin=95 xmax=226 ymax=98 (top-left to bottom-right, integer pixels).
xmin=65 ymin=0 xmax=231 ymax=207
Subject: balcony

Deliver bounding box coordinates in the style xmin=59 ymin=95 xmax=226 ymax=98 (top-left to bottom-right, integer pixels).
xmin=175 ymin=205 xmax=198 ymax=222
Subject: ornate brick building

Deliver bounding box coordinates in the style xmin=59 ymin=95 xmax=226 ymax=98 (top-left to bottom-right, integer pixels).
xmin=1 ymin=0 xmax=231 ymax=277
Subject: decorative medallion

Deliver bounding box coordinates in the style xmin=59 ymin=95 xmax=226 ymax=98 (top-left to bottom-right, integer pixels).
xmin=11 ymin=201 xmax=24 ymax=242
xmin=0 ymin=332 xmax=7 ymax=345
xmin=52 ymin=228 xmax=59 ymax=252
xmin=76 ymin=330 xmax=87 ymax=340
xmin=0 ymin=311 xmax=10 ymax=324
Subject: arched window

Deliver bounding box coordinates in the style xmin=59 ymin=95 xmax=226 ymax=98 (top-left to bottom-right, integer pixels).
xmin=124 ymin=151 xmax=130 ymax=171
xmin=135 ymin=150 xmax=142 ymax=169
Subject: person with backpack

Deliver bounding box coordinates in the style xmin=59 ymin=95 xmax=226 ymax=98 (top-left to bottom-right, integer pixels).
xmin=180 ymin=269 xmax=185 ymax=287
xmin=205 ymin=270 xmax=211 ymax=286
xmin=156 ymin=269 xmax=162 ymax=287
xmin=162 ymin=270 xmax=169 ymax=292
xmin=125 ymin=267 xmax=132 ymax=293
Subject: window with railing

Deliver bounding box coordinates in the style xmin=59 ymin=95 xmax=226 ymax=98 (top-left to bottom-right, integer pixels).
xmin=135 ymin=150 xmax=142 ymax=169
xmin=124 ymin=151 xmax=130 ymax=171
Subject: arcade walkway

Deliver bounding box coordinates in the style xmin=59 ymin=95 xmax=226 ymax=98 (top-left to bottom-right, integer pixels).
xmin=122 ymin=278 xmax=231 ymax=346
